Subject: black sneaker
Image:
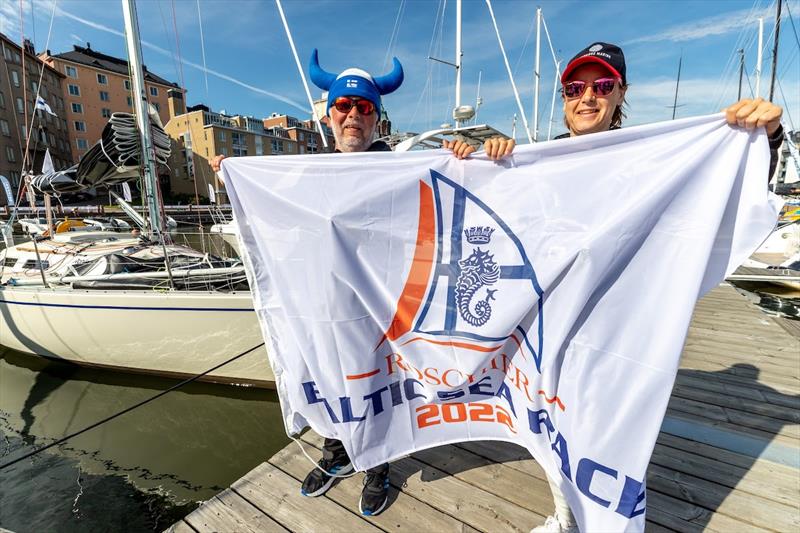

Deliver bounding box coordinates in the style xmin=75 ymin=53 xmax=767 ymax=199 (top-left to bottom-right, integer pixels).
xmin=358 ymin=470 xmax=390 ymax=516
xmin=300 ymin=457 xmax=354 ymax=497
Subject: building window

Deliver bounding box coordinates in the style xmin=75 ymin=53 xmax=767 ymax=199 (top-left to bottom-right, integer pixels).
xmin=72 ymin=102 xmax=83 ymax=113
xmin=255 ymin=135 xmax=263 ymax=156
xmin=271 ymin=139 xmax=283 ymax=153
xmin=6 ymin=146 xmax=15 ymax=162
xmin=65 ymin=65 xmax=78 ymax=78
xmin=220 ymin=146 xmax=228 ymax=156
xmin=74 ymin=121 xmax=86 ymax=132
xmin=300 ymin=145 xmax=306 ymax=154
xmin=101 ymin=108 xmax=111 ymax=118
xmin=127 ymin=96 xmax=132 ymax=107
xmin=0 ymin=119 xmax=9 ymax=136
xmin=299 ymin=132 xmax=305 ymax=142
xmin=76 ymin=139 xmax=88 ymax=150
xmin=16 ymin=97 xmax=24 ymax=113
xmin=0 ymin=91 xmax=4 ymax=109
xmin=152 ymin=102 xmax=160 ymax=112
xmin=30 ymin=80 xmax=38 ymax=93
xmin=124 ymin=79 xmax=131 ymax=90
xmin=219 ymin=131 xmax=226 ymax=142
xmin=11 ymin=70 xmax=20 ymax=87
xmin=68 ymin=84 xmax=80 ymax=96
xmin=97 ymin=73 xmax=107 ymax=84
xmin=99 ymin=90 xmax=110 ymax=101
xmin=2 ymin=47 xmax=11 ymax=61
xmin=149 ymin=86 xmax=158 ymax=97
xmin=49 ymin=132 xmax=56 ymax=146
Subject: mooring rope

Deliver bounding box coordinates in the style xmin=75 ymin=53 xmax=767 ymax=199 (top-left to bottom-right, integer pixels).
xmin=0 ymin=342 xmax=265 ymax=471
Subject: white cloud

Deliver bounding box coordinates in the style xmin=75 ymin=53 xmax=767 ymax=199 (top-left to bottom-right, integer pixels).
xmin=624 ymin=3 xmax=798 ymax=44
xmin=52 ymin=5 xmax=309 ymax=112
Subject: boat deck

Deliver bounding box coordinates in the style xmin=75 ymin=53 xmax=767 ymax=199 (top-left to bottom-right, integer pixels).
xmin=169 ymin=284 xmax=800 ymax=532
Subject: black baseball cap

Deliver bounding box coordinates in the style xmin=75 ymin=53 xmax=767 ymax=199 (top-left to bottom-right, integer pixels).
xmin=561 ymin=42 xmax=627 ymax=85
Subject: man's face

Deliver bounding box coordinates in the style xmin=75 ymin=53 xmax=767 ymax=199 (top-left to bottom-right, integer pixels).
xmin=562 ymin=64 xmax=626 ymax=136
xmin=329 ymin=96 xmax=378 ymax=152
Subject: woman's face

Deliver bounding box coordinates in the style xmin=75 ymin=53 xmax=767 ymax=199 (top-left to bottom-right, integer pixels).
xmin=562 ymin=63 xmax=626 ymax=136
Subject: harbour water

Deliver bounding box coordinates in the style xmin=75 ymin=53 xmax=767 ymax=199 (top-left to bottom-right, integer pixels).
xmin=0 ymin=347 xmax=289 ymax=532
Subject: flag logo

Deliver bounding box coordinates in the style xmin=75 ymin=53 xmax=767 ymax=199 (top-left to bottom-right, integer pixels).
xmin=380 ymin=170 xmax=545 ymax=371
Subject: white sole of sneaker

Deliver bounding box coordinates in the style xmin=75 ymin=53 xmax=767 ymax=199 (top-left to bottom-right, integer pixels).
xmin=302 ymin=463 xmax=354 ymax=497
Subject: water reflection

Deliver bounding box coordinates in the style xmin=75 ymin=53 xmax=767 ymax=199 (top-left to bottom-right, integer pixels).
xmin=0 ymin=347 xmax=289 ymax=532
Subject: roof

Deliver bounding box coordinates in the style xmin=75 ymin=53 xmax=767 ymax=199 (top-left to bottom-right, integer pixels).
xmin=50 ymin=45 xmax=179 ymax=88
xmin=0 ymin=32 xmax=65 ymax=77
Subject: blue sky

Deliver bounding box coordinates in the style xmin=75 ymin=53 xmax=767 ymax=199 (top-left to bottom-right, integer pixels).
xmin=2 ymin=0 xmax=798 ymax=142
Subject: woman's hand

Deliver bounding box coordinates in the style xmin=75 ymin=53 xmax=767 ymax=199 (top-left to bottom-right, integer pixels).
xmin=724 ymin=98 xmax=783 ymax=136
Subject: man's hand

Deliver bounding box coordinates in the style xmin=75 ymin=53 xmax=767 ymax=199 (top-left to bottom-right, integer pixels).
xmin=483 ymin=137 xmax=515 ymax=160
xmin=210 ymin=154 xmax=226 ymax=172
xmin=442 ymin=136 xmax=516 ymax=161
xmin=724 ymin=98 xmax=783 ymax=136
xmin=442 ymin=139 xmax=476 ymax=160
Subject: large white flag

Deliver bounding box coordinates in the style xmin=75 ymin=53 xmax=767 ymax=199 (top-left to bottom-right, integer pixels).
xmin=222 ymin=114 xmax=780 ymax=532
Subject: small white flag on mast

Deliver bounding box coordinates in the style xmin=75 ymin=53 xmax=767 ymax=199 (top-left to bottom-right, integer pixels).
xmin=122 ymin=182 xmax=133 ymax=202
xmin=35 ymin=96 xmax=57 ymax=116
xmin=42 ymin=148 xmax=55 ymax=174
xmin=207 ymin=183 xmax=216 ymax=204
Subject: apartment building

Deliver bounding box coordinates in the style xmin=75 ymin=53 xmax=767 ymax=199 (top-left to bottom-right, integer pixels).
xmin=40 ymin=44 xmax=183 ymax=163
xmin=0 ymin=34 xmax=73 ymax=197
xmin=262 ymin=113 xmax=334 ymax=154
xmin=164 ymin=98 xmax=298 ymax=201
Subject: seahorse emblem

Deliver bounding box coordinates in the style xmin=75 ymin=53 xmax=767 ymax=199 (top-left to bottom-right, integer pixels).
xmin=456 ymin=247 xmax=500 ymax=327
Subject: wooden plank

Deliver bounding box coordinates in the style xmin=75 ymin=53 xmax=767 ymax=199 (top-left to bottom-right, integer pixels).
xmin=647 ymin=464 xmax=800 ymax=532
xmin=231 ymin=462 xmax=380 ymax=533
xmin=687 ymin=324 xmax=793 ymax=347
xmin=665 ymin=406 xmax=797 ymax=448
xmin=676 ymin=363 xmax=799 ymax=397
xmin=672 ymin=359 xmax=799 ymax=394
xmin=645 ymin=490 xmax=771 ymax=533
xmin=268 ymin=437 xmax=469 ymax=532
xmin=773 ymin=316 xmax=800 ymax=338
xmin=411 ymin=443 xmax=553 ymax=517
xmin=183 ymin=489 xmax=288 ymax=533
xmin=302 ymin=433 xmax=541 ymax=533
xmin=655 ymin=433 xmax=799 ymax=483
xmin=670 ymin=383 xmax=800 ymax=425
xmin=163 ymin=520 xmax=196 ymax=533
xmin=649 ymin=444 xmax=799 ymax=508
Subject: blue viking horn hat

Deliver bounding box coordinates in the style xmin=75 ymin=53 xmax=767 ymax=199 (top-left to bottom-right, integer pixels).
xmin=309 ymin=48 xmax=404 ymax=116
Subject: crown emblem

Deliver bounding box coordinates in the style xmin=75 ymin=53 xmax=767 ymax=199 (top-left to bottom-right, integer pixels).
xmin=464 ymin=226 xmax=494 ymax=245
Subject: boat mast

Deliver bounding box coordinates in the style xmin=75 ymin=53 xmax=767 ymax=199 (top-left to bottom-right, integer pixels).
xmin=768 ymin=0 xmax=782 ymax=102
xmin=671 ymin=55 xmax=682 ymax=120
xmin=755 ymin=17 xmax=764 ymax=98
xmin=533 ymin=7 xmax=541 ymax=142
xmin=121 ymin=0 xmax=162 ymax=238
xmin=454 ymin=0 xmax=463 ymax=128
xmin=737 ymin=49 xmax=745 ymax=100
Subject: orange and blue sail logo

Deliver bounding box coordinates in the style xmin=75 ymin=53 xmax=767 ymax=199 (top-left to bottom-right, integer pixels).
xmin=378 ymin=170 xmax=545 ymax=372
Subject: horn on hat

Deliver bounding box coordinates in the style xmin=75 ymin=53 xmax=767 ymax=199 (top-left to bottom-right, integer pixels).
xmin=309 ymin=49 xmax=336 ymax=91
xmin=373 ymin=57 xmax=404 ymax=95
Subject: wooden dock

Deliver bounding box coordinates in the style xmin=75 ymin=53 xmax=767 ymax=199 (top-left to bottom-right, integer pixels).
xmin=169 ymin=284 xmax=800 ymax=532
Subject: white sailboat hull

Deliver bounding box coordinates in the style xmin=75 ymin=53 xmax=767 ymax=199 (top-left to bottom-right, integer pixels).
xmin=0 ymin=286 xmax=274 ymax=387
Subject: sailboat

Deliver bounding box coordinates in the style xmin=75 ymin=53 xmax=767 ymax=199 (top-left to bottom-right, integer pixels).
xmin=0 ymin=0 xmax=273 ymax=388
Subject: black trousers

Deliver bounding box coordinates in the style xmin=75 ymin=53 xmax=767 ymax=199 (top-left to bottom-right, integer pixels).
xmin=323 ymin=438 xmax=389 ymax=475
